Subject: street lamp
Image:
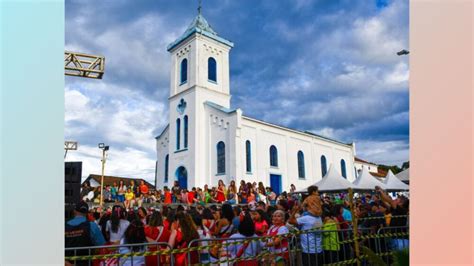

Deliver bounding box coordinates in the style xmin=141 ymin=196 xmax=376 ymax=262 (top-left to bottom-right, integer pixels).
xmin=98 ymin=143 xmax=110 ymax=207
xmin=64 ymin=141 xmax=78 ymax=159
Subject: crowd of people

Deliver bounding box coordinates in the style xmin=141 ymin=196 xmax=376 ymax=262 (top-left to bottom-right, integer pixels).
xmin=67 ymin=180 xmax=409 ymax=266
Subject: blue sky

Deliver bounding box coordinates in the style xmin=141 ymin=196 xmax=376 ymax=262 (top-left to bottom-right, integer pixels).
xmin=65 ymin=0 xmax=409 ymax=183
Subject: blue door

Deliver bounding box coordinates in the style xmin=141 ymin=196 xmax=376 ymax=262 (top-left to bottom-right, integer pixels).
xmin=270 ymin=174 xmax=282 ymax=195
xmin=175 ymin=166 xmax=188 ymax=189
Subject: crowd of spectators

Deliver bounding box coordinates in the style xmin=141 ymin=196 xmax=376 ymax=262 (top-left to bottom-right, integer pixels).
xmin=67 ymin=180 xmax=409 ymax=266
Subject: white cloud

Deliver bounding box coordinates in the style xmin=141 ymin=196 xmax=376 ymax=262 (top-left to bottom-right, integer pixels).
xmin=355 ymin=139 xmax=409 ymax=167
xmin=66 ymin=144 xmax=157 ymax=183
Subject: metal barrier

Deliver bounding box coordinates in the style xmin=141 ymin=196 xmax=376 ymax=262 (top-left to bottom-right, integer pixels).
xmin=65 ymin=242 xmax=172 ymax=266
xmin=65 ymin=225 xmax=409 ymax=266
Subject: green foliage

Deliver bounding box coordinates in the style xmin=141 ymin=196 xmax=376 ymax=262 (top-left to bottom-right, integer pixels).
xmin=378 ymin=164 xmax=402 ymax=174
xmin=392 ymin=248 xmax=409 ymax=266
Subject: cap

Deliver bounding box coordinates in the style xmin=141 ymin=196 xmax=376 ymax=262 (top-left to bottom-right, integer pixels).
xmin=75 ymin=201 xmax=89 ymax=214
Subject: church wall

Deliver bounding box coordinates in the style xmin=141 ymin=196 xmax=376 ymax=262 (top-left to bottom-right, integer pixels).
xmin=239 ymin=118 xmax=356 ymax=192
xmin=155 ymin=129 xmax=169 ymax=189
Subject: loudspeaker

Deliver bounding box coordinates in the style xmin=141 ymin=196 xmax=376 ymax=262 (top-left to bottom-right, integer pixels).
xmin=65 ymin=183 xmax=81 ymax=205
xmin=65 ymin=162 xmax=82 ymax=183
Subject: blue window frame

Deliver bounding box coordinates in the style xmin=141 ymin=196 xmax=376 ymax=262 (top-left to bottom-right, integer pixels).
xmin=341 ymin=159 xmax=347 ymax=178
xmin=180 ymin=58 xmax=188 ymax=84
xmin=184 ymin=115 xmax=188 ymax=148
xmin=217 ymin=141 xmax=225 ymax=174
xmin=164 ymin=154 xmax=169 ymax=183
xmin=176 ymin=118 xmax=181 ymax=150
xmin=269 ymin=145 xmax=278 ymax=167
xmin=321 ymin=155 xmax=327 ymax=177
xmin=208 ymin=57 xmax=216 ymax=82
xmin=298 ymin=151 xmax=305 ymax=179
xmin=245 ymin=140 xmax=252 ymax=172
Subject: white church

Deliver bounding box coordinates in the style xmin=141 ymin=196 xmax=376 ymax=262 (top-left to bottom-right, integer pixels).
xmin=154 ymin=12 xmax=357 ymax=194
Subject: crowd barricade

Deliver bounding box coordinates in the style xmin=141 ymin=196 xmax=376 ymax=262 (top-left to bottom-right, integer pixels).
xmin=65 ymin=242 xmax=173 ymax=266
xmin=65 ymin=225 xmax=409 ymax=266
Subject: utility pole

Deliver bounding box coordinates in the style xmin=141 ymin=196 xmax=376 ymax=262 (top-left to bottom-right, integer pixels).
xmin=98 ymin=143 xmax=109 ymax=207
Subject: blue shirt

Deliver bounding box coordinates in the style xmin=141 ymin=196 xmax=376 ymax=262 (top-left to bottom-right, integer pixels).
xmin=67 ymin=216 xmax=106 ymax=246
xmin=342 ymin=208 xmax=352 ymax=222
xmin=296 ymin=214 xmax=323 ymax=254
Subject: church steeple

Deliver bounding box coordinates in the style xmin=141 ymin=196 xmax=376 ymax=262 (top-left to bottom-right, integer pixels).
xmin=167 ymin=7 xmax=233 ymax=52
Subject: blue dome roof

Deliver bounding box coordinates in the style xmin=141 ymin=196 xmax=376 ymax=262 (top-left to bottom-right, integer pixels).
xmin=167 ymin=14 xmax=233 ymax=51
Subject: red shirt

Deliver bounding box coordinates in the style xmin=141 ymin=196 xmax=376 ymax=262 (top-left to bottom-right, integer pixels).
xmin=140 ymin=184 xmax=149 ymax=194
xmin=164 ymin=191 xmax=172 ymax=204
xmin=187 ymin=191 xmax=195 ymax=203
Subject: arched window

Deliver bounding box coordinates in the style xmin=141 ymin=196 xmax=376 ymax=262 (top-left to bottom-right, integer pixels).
xmin=341 ymin=159 xmax=347 ymax=178
xmin=184 ymin=115 xmax=188 ymax=148
xmin=208 ymin=57 xmax=217 ymax=82
xmin=180 ymin=58 xmax=188 ymax=84
xmin=269 ymin=145 xmax=278 ymax=167
xmin=321 ymin=155 xmax=327 ymax=177
xmin=217 ymin=141 xmax=225 ymax=174
xmin=298 ymin=151 xmax=305 ymax=179
xmin=176 ymin=118 xmax=181 ymax=150
xmin=245 ymin=140 xmax=252 ymax=172
xmin=164 ymin=154 xmax=169 ymax=183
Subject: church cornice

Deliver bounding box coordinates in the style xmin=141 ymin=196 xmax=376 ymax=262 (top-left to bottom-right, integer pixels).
xmin=168 ymin=85 xmax=232 ymax=101
xmin=242 ymin=116 xmax=353 ymax=148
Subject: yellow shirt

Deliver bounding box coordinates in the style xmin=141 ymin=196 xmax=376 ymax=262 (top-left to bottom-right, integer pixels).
xmin=125 ymin=192 xmax=135 ymax=201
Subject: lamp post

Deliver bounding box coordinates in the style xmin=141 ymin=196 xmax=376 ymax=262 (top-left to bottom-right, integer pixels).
xmin=98 ymin=143 xmax=109 ymax=207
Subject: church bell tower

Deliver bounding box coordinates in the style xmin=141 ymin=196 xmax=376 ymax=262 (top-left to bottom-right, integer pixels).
xmin=165 ymin=6 xmax=234 ymax=189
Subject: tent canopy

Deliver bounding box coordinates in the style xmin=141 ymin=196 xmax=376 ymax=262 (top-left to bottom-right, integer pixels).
xmin=352 ymin=167 xmax=386 ymax=191
xmin=297 ymin=164 xmax=355 ymax=193
xmin=383 ymin=170 xmax=409 ymax=191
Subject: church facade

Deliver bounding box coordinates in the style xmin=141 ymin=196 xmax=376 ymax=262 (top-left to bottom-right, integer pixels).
xmin=155 ymin=13 xmax=357 ymax=193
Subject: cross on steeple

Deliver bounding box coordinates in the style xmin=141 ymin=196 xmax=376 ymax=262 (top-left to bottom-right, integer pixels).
xmin=198 ymin=0 xmax=202 ymax=15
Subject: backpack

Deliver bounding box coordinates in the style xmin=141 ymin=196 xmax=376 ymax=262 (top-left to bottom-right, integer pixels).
xmin=65 ymin=221 xmax=93 ymax=258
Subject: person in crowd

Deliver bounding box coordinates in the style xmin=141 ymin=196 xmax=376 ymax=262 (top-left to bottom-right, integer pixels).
xmin=137 ymin=207 xmax=147 ymax=225
xmin=247 ymin=186 xmax=256 ymax=203
xmin=124 ymin=188 xmax=135 ymax=209
xmin=163 ymin=186 xmax=172 ymax=204
xmin=288 ymin=202 xmax=323 ymax=266
xmin=145 ymin=211 xmax=170 ymax=266
xmin=257 ymin=186 xmax=267 ymax=205
xmin=190 ymin=211 xmax=212 ymax=264
xmin=250 ymin=209 xmax=268 ymax=236
xmin=80 ymin=181 xmax=93 ymax=202
xmin=168 ymin=212 xmax=200 ymax=266
xmin=111 ymin=182 xmax=118 ymax=202
xmin=119 ymin=217 xmax=147 ymax=266
xmin=227 ymin=212 xmax=260 ymax=266
xmin=65 ymin=201 xmax=106 ymax=266
xmin=171 ymin=181 xmax=180 ymax=203
xmin=264 ymin=210 xmax=289 ymax=266
xmin=266 ymin=187 xmax=277 ymax=206
xmin=227 ymin=180 xmax=237 ymax=204
xmin=202 ymin=207 xmax=217 ymax=235
xmin=214 ymin=204 xmax=235 ymax=238
xmin=232 ymin=206 xmax=242 ymax=230
xmin=302 ymin=186 xmax=322 ymax=217
xmin=322 ymin=209 xmax=340 ymax=264
xmin=103 ymin=185 xmax=112 ymax=202
xmin=188 ymin=187 xmax=196 ymax=205
xmin=216 ymin=180 xmax=226 ymax=203
xmin=105 ymin=205 xmax=130 ymax=245
xmin=180 ymin=188 xmax=189 ymax=204
xmin=117 ymin=180 xmax=127 ymax=203
xmin=138 ymin=180 xmax=149 ymax=206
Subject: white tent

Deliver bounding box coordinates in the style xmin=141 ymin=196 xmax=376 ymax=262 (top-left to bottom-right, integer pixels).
xmin=396 ymin=168 xmax=409 ymax=184
xmin=384 ymin=170 xmax=409 ymax=191
xmin=352 ymin=167 xmax=386 ymax=191
xmin=297 ymin=164 xmax=355 ymax=192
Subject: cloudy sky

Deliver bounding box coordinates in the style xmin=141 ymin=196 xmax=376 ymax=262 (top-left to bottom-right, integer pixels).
xmin=65 ymin=0 xmax=409 ymax=183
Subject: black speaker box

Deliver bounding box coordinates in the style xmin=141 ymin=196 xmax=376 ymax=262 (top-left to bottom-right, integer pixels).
xmin=65 ymin=161 xmax=82 ymax=183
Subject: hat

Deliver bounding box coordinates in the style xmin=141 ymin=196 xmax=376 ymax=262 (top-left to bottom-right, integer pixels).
xmin=75 ymin=201 xmax=89 ymax=214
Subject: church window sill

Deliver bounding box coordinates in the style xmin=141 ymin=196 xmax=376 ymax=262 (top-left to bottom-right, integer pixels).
xmin=208 ymin=79 xmax=217 ymax=84
xmin=174 ymin=148 xmax=188 ymax=153
xmin=215 ymin=173 xmax=226 ymax=176
xmin=179 ymin=81 xmax=187 ymax=86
